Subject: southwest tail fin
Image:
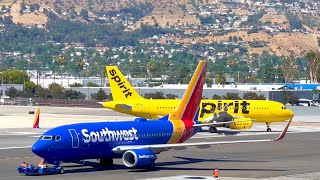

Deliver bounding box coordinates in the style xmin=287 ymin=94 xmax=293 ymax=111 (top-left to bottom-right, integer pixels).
xmin=106 ymin=66 xmax=143 ymax=101
xmin=169 ymin=60 xmax=207 ymax=121
xmin=32 ymin=108 xmax=40 ymax=129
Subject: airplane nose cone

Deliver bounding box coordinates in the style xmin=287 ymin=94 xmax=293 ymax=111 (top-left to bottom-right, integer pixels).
xmin=287 ymin=109 xmax=294 ymax=119
xmin=32 ymin=141 xmax=47 ymax=157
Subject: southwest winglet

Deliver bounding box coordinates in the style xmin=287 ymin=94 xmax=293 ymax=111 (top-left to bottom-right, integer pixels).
xmin=274 ymin=118 xmax=292 ymax=141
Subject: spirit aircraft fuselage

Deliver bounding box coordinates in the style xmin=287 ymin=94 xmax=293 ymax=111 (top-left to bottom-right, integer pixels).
xmin=104 ymin=99 xmax=294 ymax=123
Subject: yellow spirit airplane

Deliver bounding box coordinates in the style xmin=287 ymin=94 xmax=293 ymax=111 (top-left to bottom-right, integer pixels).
xmin=103 ymin=66 xmax=294 ymax=133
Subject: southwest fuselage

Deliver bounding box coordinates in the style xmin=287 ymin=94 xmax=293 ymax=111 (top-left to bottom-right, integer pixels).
xmin=32 ymin=119 xmax=200 ymax=163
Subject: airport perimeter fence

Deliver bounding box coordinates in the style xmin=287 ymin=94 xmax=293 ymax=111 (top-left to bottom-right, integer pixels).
xmin=1 ymin=97 xmax=102 ymax=108
xmin=34 ymin=98 xmax=101 ymax=108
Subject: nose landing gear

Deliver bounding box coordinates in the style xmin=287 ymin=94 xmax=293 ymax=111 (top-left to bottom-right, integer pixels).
xmin=266 ymin=122 xmax=272 ymax=132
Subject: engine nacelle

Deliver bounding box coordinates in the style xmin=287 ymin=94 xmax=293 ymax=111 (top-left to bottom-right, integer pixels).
xmin=122 ymin=149 xmax=157 ymax=168
xmin=228 ymin=118 xmax=253 ymax=130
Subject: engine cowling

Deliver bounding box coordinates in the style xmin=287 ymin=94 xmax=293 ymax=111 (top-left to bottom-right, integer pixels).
xmin=122 ymin=149 xmax=157 ymax=168
xmin=228 ymin=118 xmax=253 ymax=130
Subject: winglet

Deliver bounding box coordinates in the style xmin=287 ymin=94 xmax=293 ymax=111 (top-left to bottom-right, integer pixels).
xmin=274 ymin=118 xmax=292 ymax=141
xmin=32 ymin=108 xmax=40 ymax=129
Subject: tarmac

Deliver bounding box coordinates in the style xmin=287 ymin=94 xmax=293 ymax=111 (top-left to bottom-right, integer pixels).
xmin=0 ymin=106 xmax=320 ymax=180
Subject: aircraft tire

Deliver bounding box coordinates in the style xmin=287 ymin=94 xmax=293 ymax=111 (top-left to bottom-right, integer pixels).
xmin=267 ymin=128 xmax=272 ymax=132
xmin=209 ymin=127 xmax=217 ymax=133
xmin=99 ymin=158 xmax=113 ymax=167
xmin=60 ymin=167 xmax=64 ymax=174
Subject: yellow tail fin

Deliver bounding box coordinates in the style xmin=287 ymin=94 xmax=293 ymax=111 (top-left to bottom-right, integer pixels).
xmin=106 ymin=66 xmax=143 ymax=101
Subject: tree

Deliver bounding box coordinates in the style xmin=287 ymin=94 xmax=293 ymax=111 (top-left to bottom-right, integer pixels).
xmin=6 ymin=87 xmax=20 ymax=98
xmin=77 ymin=58 xmax=85 ymax=78
xmin=305 ymin=51 xmax=320 ymax=83
xmin=147 ymin=61 xmax=157 ymax=82
xmin=143 ymin=91 xmax=165 ymax=99
xmin=215 ymin=74 xmax=226 ymax=84
xmin=281 ymin=57 xmax=298 ymax=83
xmin=242 ymin=92 xmax=266 ymax=100
xmin=87 ymin=82 xmax=100 ymax=87
xmin=0 ymin=69 xmax=28 ymax=84
xmin=165 ymin=93 xmax=178 ymax=99
xmin=223 ymin=93 xmax=241 ymax=100
xmin=281 ymin=90 xmax=298 ymax=104
xmin=80 ymin=9 xmax=89 ymax=20
xmin=65 ymin=89 xmax=86 ymax=100
xmin=70 ymin=83 xmax=83 ymax=87
xmin=48 ymin=83 xmax=65 ymax=99
xmin=212 ymin=94 xmax=222 ymax=99
xmin=91 ymin=88 xmax=108 ymax=101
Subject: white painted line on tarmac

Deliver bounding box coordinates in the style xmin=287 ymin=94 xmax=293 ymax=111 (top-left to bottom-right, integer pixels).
xmin=0 ymin=146 xmax=32 ymax=150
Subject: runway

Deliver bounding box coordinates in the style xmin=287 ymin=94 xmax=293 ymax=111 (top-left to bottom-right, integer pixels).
xmin=0 ymin=106 xmax=320 ymax=179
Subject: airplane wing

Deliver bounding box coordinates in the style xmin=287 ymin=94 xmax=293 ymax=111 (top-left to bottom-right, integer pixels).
xmin=112 ymin=118 xmax=292 ymax=154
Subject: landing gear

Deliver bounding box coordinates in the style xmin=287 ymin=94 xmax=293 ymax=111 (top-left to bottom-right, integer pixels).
xmin=209 ymin=127 xmax=217 ymax=133
xmin=266 ymin=122 xmax=272 ymax=132
xmin=99 ymin=158 xmax=113 ymax=167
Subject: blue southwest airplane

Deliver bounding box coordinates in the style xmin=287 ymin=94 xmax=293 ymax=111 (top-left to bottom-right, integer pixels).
xmin=32 ymin=60 xmax=292 ymax=169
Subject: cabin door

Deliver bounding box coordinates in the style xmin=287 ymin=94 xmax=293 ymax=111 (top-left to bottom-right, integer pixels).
xmin=68 ymin=129 xmax=79 ymax=148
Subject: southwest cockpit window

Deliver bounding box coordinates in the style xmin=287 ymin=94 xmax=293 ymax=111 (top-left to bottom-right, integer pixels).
xmin=41 ymin=136 xmax=53 ymax=140
xmin=39 ymin=135 xmax=60 ymax=141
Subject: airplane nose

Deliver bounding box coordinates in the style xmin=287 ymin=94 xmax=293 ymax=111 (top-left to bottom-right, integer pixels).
xmin=287 ymin=109 xmax=294 ymax=119
xmin=32 ymin=141 xmax=47 ymax=157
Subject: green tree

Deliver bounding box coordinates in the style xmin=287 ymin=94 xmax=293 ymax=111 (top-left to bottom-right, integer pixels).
xmin=223 ymin=93 xmax=241 ymax=100
xmin=87 ymin=82 xmax=100 ymax=87
xmin=80 ymin=9 xmax=89 ymax=20
xmin=65 ymin=89 xmax=86 ymax=100
xmin=5 ymin=87 xmax=20 ymax=98
xmin=147 ymin=60 xmax=157 ymax=81
xmin=91 ymin=88 xmax=108 ymax=101
xmin=305 ymin=51 xmax=320 ymax=83
xmin=212 ymin=94 xmax=222 ymax=99
xmin=0 ymin=69 xmax=28 ymax=84
xmin=48 ymin=83 xmax=65 ymax=99
xmin=215 ymin=74 xmax=226 ymax=84
xmin=143 ymin=91 xmax=165 ymax=99
xmin=70 ymin=83 xmax=83 ymax=87
xmin=281 ymin=90 xmax=298 ymax=104
xmin=165 ymin=93 xmax=178 ymax=99
xmin=242 ymin=92 xmax=266 ymax=100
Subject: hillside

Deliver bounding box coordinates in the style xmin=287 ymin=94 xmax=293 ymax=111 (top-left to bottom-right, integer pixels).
xmin=175 ymin=31 xmax=320 ymax=57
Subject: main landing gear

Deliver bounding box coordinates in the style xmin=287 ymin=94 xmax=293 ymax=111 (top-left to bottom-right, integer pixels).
xmin=99 ymin=158 xmax=113 ymax=167
xmin=209 ymin=126 xmax=217 ymax=133
xmin=266 ymin=122 xmax=271 ymax=132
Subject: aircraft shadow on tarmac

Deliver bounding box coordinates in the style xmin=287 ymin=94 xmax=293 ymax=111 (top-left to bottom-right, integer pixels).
xmin=60 ymin=157 xmax=286 ymax=174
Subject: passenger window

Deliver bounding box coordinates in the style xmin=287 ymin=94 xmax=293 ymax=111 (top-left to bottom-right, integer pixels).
xmin=55 ymin=135 xmax=61 ymax=141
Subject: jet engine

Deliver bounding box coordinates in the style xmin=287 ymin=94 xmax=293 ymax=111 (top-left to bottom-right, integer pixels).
xmin=122 ymin=149 xmax=157 ymax=168
xmin=226 ymin=118 xmax=253 ymax=130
